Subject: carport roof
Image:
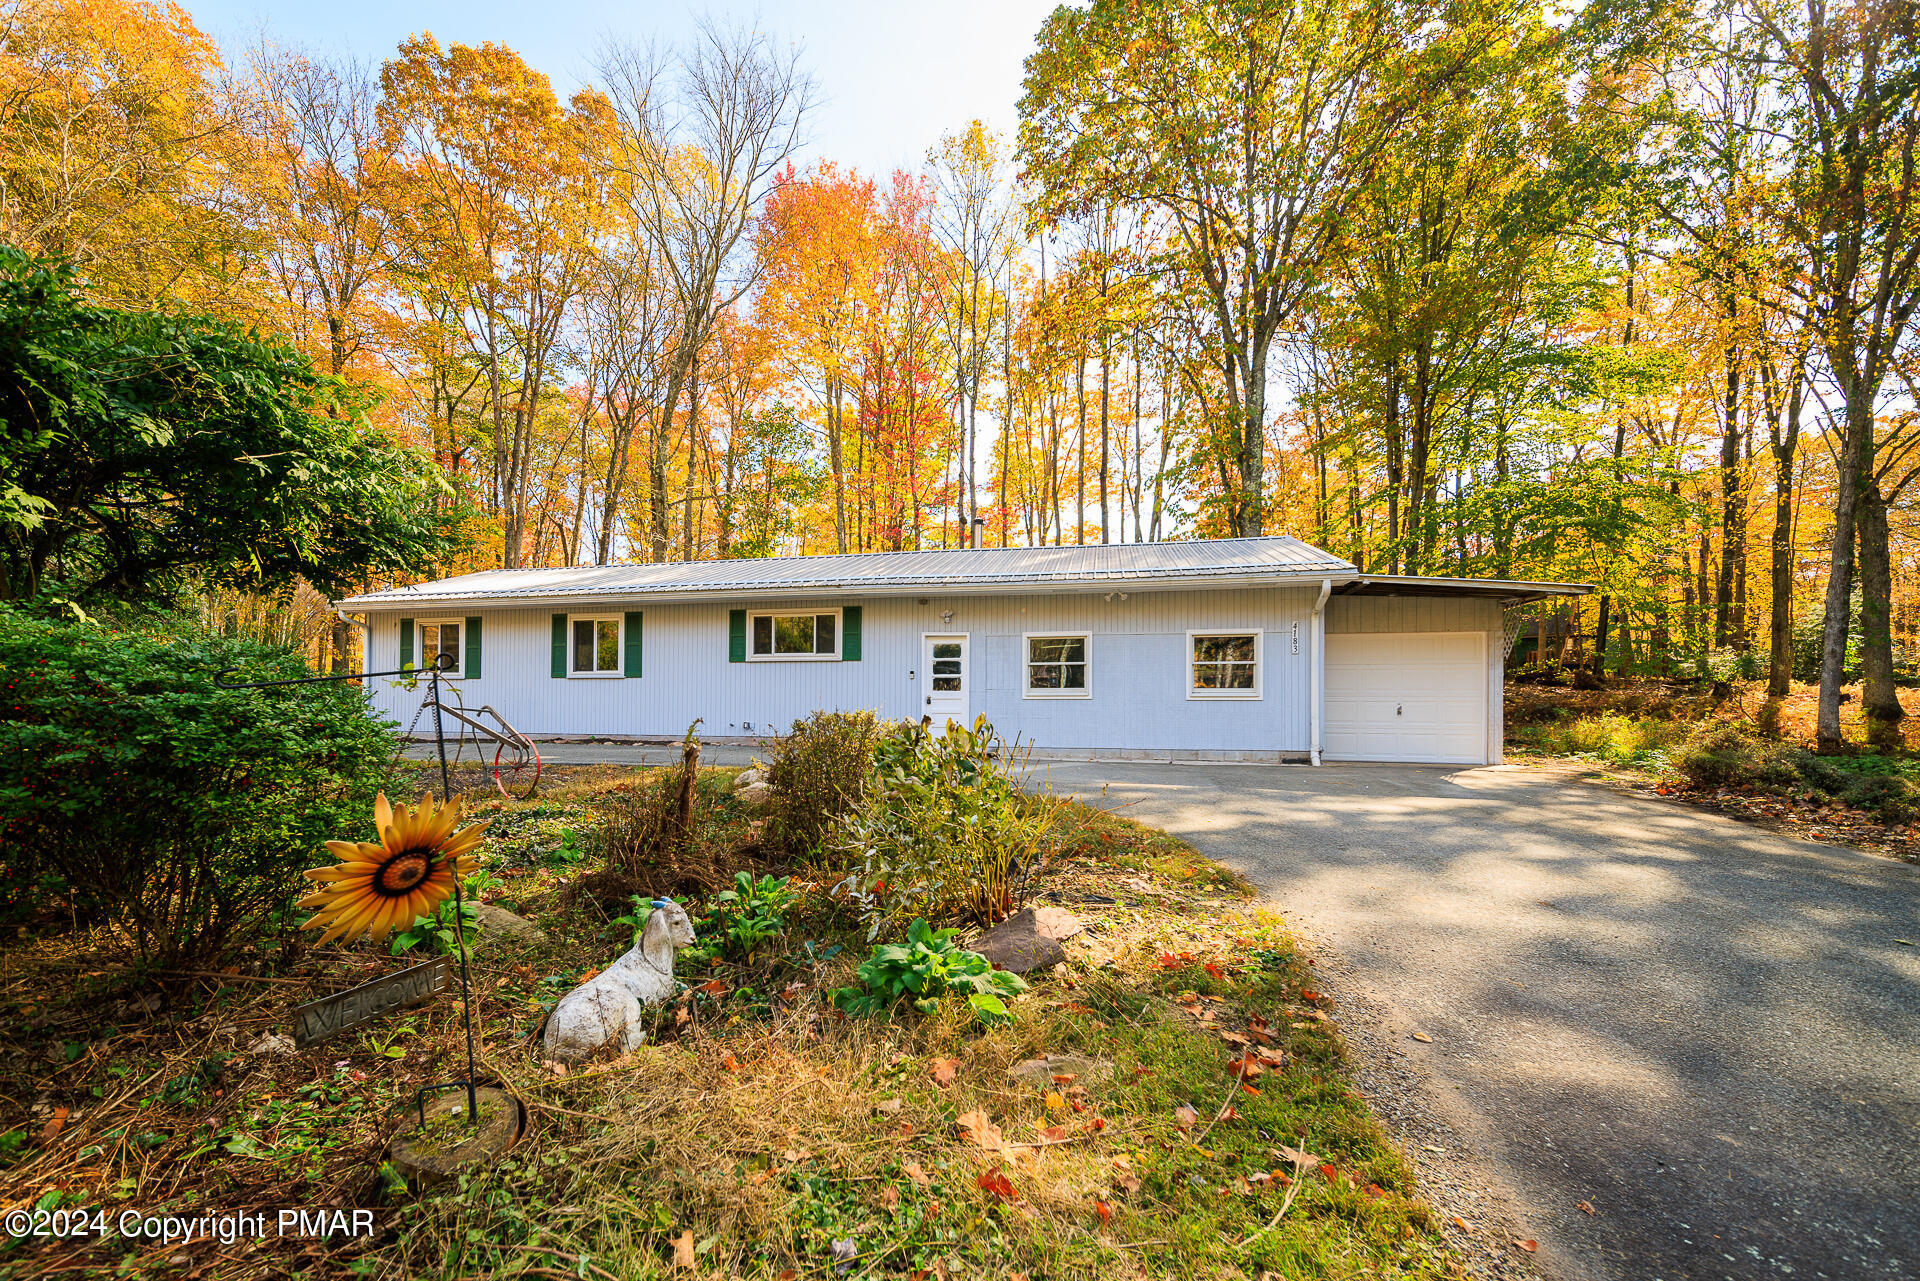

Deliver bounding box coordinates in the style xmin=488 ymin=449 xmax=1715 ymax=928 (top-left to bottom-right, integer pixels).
xmin=336 ymin=538 xmax=1590 ymax=608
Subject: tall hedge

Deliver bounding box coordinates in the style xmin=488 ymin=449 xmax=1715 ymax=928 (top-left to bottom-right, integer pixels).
xmin=0 ymin=607 xmax=396 ymax=966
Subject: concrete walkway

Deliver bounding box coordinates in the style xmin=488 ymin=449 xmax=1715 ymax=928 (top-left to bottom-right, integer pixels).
xmin=1035 ymin=760 xmax=1919 ymax=1281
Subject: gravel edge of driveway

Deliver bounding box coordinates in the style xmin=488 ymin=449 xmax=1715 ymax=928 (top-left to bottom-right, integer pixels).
xmin=1321 ymin=956 xmax=1553 ymax=1281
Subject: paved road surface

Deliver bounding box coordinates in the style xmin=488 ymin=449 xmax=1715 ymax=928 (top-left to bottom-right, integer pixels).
xmin=1035 ymin=761 xmax=1919 ymax=1281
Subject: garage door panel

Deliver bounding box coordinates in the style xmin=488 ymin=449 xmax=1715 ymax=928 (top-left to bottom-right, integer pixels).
xmin=1324 ymin=631 xmax=1487 ymax=764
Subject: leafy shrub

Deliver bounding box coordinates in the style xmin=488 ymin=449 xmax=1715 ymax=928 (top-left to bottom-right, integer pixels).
xmin=1838 ymin=772 xmax=1916 ymax=821
xmin=1670 ymin=720 xmax=1920 ymax=819
xmin=825 ymin=716 xmax=1056 ymax=938
xmin=834 ymin=919 xmax=1028 ymax=1026
xmin=1565 ymin=712 xmax=1676 ymax=761
xmin=1672 ymin=722 xmax=1770 ymax=788
xmin=766 ymin=709 xmax=884 ymax=858
xmin=0 ymin=607 xmax=394 ymax=966
xmin=699 ymin=871 xmax=798 ymax=963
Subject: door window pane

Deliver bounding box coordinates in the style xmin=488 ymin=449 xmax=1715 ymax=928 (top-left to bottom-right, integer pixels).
xmin=932 ymin=637 xmax=963 ymax=692
xmin=814 ymin=614 xmax=835 ymax=653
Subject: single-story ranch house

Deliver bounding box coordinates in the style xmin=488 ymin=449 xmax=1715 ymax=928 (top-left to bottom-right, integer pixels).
xmin=336 ymin=537 xmax=1587 ymax=766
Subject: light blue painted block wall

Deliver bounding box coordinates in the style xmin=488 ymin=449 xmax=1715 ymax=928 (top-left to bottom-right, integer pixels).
xmin=361 ymin=586 xmax=1318 ymax=753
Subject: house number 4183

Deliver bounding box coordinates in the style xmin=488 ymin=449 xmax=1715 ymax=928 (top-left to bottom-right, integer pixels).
xmin=1291 ymin=621 xmax=1299 ymax=655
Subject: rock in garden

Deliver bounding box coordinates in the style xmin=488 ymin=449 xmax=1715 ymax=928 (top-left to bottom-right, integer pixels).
xmin=1028 ymin=905 xmax=1084 ymax=941
xmin=247 ymin=1032 xmax=297 ymax=1057
xmin=736 ymin=780 xmax=773 ymax=809
xmin=734 ymin=765 xmax=768 ymax=790
xmin=470 ymin=902 xmax=549 ymax=950
xmin=970 ymin=908 xmax=1071 ymax=973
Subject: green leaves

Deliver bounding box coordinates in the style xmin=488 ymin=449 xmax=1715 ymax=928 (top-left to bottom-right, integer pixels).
xmin=825 ymin=716 xmax=1053 ymax=938
xmin=700 ymin=871 xmax=798 ymax=963
xmin=0 ymin=605 xmax=398 ymax=964
xmin=0 ymin=247 xmax=467 ymax=601
xmin=835 ymin=919 xmax=1027 ymax=1026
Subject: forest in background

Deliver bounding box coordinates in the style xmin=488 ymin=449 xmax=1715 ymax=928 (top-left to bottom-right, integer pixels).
xmin=3 ymin=0 xmax=1919 ymax=747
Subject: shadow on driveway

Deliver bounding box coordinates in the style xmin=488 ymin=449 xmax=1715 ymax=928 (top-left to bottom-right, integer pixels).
xmin=1035 ymin=760 xmax=1919 ymax=1281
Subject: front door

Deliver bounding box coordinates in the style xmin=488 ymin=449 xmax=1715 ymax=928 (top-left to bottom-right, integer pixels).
xmin=921 ymin=634 xmax=969 ymax=727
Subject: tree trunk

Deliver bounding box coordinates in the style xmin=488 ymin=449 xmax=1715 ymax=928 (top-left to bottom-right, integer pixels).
xmin=1098 ymin=332 xmax=1111 ymax=544
xmin=1766 ymin=360 xmax=1803 ymax=697
xmin=1715 ymin=327 xmax=1744 ymax=648
xmin=1075 ymin=355 xmax=1087 ymax=545
xmin=1857 ymin=480 xmax=1904 ymax=744
xmin=1816 ymin=400 xmax=1872 ymax=749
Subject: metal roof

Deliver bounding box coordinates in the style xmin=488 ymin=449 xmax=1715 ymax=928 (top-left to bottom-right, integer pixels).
xmin=338 ymin=537 xmax=1359 ymax=607
xmin=335 ymin=538 xmax=1591 ymax=609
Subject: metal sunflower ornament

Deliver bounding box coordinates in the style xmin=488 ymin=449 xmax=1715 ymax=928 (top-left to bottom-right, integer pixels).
xmin=299 ymin=793 xmax=489 ymax=945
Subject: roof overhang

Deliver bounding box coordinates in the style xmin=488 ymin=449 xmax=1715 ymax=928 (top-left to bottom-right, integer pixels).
xmin=337 ymin=569 xmax=1592 ymax=611
xmin=1332 ymin=575 xmax=1592 ymax=604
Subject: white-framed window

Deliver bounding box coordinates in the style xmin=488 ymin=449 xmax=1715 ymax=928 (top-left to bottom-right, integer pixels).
xmin=1023 ymin=632 xmax=1090 ymax=698
xmin=749 ymin=609 xmax=840 ymax=660
xmin=570 ymin=614 xmax=623 ymax=677
xmin=418 ymin=619 xmax=464 ymax=678
xmin=1188 ymin=630 xmax=1261 ymax=699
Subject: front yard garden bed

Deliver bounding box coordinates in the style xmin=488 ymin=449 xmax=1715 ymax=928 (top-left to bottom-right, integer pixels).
xmin=1 ymin=744 xmax=1463 ymax=1280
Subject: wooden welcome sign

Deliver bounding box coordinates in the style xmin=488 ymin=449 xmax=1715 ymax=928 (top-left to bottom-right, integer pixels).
xmin=292 ymin=956 xmax=451 ymax=1048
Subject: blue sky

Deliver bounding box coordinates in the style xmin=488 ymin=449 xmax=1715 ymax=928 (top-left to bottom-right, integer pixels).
xmin=181 ymin=0 xmax=1056 ymax=178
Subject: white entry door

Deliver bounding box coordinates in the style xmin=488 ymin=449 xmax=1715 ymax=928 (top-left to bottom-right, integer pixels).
xmin=922 ymin=634 xmax=969 ymax=726
xmin=1324 ymin=631 xmax=1488 ymax=764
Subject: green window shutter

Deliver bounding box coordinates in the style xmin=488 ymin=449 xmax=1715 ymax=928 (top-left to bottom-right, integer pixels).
xmin=464 ymin=617 xmax=482 ymax=679
xmin=399 ymin=617 xmax=414 ymax=670
xmin=842 ymin=606 xmax=862 ymax=661
xmin=728 ymin=609 xmax=746 ymax=663
xmin=551 ymin=614 xmax=568 ymax=678
xmin=624 ymin=611 xmax=643 ymax=677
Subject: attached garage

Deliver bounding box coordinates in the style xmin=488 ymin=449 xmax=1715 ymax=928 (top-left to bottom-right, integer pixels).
xmin=1316 ymin=588 xmax=1522 ymax=766
xmin=1324 ymin=632 xmax=1489 ymax=764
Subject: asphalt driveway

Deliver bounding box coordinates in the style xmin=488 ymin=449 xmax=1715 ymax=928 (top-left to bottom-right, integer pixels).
xmin=1035 ymin=760 xmax=1919 ymax=1281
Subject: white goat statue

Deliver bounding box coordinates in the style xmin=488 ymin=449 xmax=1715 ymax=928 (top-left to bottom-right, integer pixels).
xmin=542 ymin=899 xmax=696 ymax=1063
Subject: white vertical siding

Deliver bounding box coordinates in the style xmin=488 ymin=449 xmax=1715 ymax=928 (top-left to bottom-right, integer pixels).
xmin=1325 ymin=595 xmax=1505 ymax=763
xmin=361 ymin=587 xmax=1317 ymax=754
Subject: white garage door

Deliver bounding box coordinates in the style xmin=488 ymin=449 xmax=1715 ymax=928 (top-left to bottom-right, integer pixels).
xmin=1324 ymin=631 xmax=1488 ymax=764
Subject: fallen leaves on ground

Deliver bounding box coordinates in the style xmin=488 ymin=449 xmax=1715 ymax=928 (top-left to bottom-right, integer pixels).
xmin=976 ymin=1168 xmax=1018 ymax=1201
xmin=928 ymin=1057 xmax=960 ymax=1088
xmin=1173 ymin=1104 xmax=1199 ymax=1131
xmin=956 ymin=1109 xmax=1004 ymax=1154
xmin=672 ymin=1229 xmax=695 ymax=1269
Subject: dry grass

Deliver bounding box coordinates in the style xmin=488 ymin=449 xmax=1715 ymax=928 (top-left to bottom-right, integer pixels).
xmin=0 ymin=770 xmax=1458 ymax=1281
